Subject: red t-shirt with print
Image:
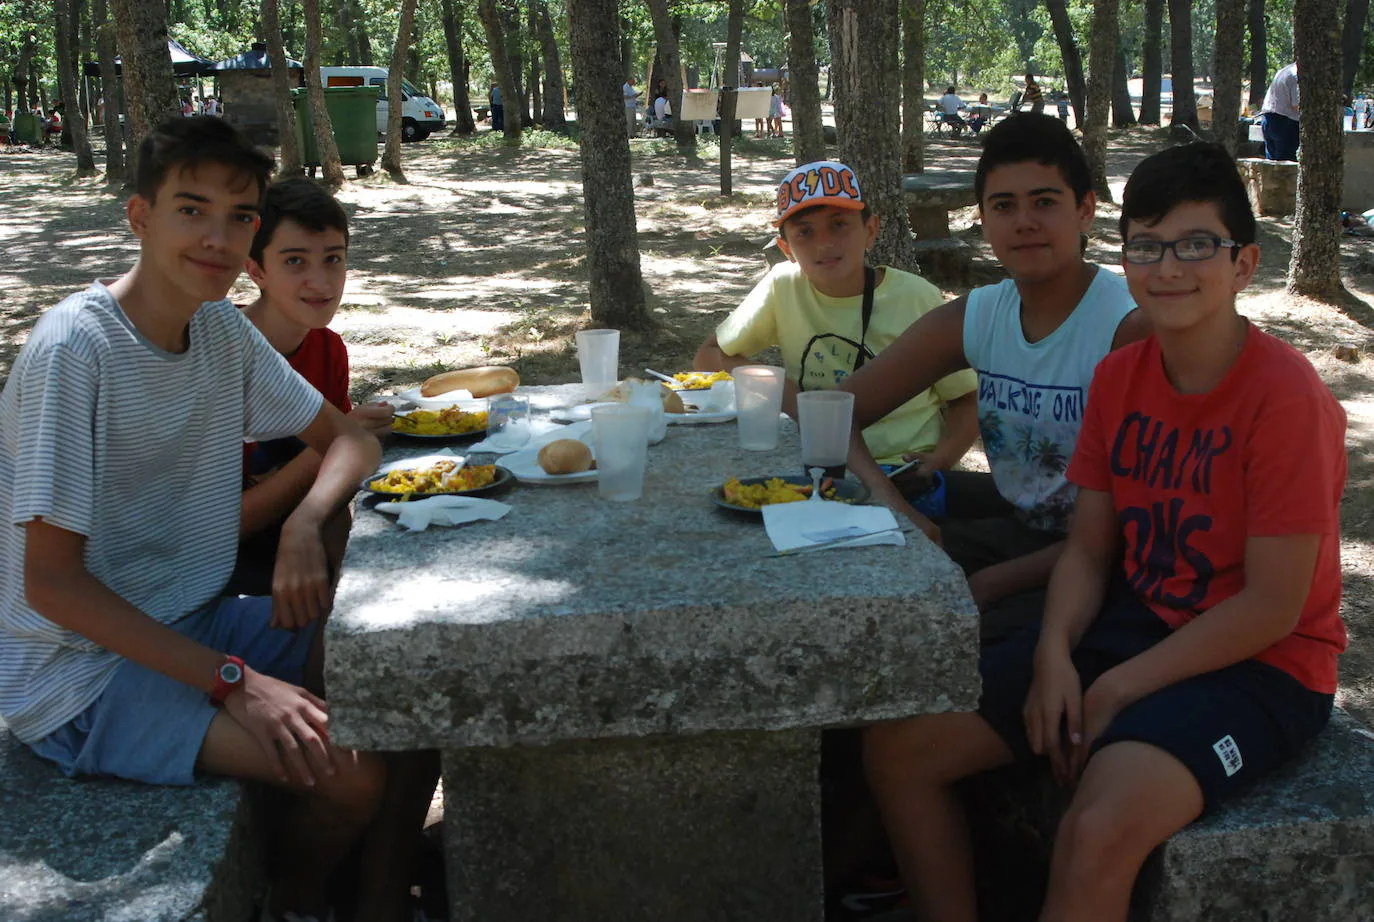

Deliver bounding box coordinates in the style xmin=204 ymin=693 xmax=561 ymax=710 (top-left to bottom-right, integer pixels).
xmin=1067 ymin=324 xmax=1347 ymax=693
xmin=243 ymin=327 xmax=352 ymax=478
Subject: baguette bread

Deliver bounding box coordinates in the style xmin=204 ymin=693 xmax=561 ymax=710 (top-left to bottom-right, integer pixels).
xmin=421 ymin=366 xmax=520 ymax=398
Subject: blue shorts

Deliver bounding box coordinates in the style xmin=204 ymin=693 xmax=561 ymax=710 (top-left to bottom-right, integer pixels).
xmin=977 ymin=581 xmax=1333 ymax=809
xmin=28 ymin=596 xmax=318 ymax=786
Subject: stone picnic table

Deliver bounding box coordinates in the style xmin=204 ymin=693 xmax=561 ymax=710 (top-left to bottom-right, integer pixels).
xmin=324 ymin=382 xmax=980 ymax=922
xmin=903 ymin=170 xmax=978 ymax=241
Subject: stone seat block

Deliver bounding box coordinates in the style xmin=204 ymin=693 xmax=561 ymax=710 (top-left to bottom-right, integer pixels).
xmin=1133 ymin=707 xmax=1374 ymax=921
xmin=1237 ymin=157 xmax=1297 ymax=217
xmin=0 ymin=718 xmax=262 ymax=922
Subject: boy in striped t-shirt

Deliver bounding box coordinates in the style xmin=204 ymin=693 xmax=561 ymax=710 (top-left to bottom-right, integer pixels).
xmin=0 ymin=118 xmax=402 ymax=922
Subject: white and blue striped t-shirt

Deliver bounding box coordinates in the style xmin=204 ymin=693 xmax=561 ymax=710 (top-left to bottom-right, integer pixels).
xmin=963 ymin=269 xmax=1136 ymax=535
xmin=0 ymin=283 xmax=323 ymax=744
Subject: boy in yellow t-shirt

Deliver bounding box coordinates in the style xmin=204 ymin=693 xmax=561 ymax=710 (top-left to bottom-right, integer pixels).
xmin=694 ymin=160 xmax=979 ymax=473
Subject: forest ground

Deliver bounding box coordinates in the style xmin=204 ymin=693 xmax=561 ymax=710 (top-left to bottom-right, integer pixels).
xmin=1 ymin=122 xmax=1372 ymax=736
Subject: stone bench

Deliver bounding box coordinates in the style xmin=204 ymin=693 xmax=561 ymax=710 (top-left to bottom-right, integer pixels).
xmin=966 ymin=707 xmax=1374 ymax=920
xmin=1237 ymin=157 xmax=1297 ymax=217
xmin=0 ymin=718 xmax=263 ymax=921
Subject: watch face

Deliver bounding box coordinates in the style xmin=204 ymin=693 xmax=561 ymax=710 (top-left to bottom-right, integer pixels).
xmin=219 ymin=661 xmax=244 ymax=684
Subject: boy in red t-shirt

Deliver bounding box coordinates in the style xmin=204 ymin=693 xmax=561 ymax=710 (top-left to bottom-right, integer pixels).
xmin=227 ymin=178 xmax=394 ymax=597
xmin=864 ymin=142 xmax=1346 ymax=922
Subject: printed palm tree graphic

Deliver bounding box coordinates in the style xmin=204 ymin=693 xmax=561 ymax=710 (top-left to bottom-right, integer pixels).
xmin=1034 ymin=437 xmax=1067 ymax=473
xmin=981 ymin=411 xmax=1005 ymax=457
xmin=1014 ymin=425 xmax=1037 ymax=463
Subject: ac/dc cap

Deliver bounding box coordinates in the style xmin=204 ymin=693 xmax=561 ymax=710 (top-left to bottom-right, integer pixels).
xmin=774 ymin=160 xmax=865 ymax=226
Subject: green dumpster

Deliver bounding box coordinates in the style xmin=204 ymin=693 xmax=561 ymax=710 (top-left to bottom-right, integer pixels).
xmin=12 ymin=113 xmax=42 ymax=145
xmin=292 ymin=86 xmax=378 ymax=177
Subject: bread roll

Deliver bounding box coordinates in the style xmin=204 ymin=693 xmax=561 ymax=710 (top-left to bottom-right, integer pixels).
xmin=662 ymin=390 xmax=686 ymax=414
xmin=421 ymin=366 xmax=520 ymax=398
xmin=596 ymin=378 xmax=684 ymax=412
xmin=538 ymin=439 xmax=594 ymax=475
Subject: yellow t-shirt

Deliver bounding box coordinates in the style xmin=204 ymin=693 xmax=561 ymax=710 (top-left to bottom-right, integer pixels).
xmin=715 ymin=262 xmax=978 ymax=464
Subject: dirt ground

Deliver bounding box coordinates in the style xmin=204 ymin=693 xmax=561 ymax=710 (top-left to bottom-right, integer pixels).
xmin=2 ymin=125 xmax=1373 ymax=730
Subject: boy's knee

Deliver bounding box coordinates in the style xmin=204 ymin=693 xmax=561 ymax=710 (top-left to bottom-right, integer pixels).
xmin=320 ymin=749 xmax=387 ymax=820
xmin=1054 ymin=798 xmax=1149 ymax=880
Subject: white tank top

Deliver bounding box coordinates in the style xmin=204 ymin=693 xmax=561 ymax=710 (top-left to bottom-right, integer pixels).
xmin=963 ymin=269 xmax=1136 ymax=534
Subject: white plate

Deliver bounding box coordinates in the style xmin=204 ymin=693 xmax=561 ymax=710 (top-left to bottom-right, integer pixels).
xmin=667 ymin=409 xmax=736 ymax=425
xmin=501 ymin=440 xmax=599 ymax=485
xmin=548 ymin=402 xmax=617 ymax=423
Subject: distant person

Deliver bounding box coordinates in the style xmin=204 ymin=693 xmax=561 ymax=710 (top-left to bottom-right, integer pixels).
xmin=753 ymin=81 xmax=768 ymax=139
xmin=42 ymin=106 xmax=62 ymax=144
xmin=180 ymin=97 xmax=194 ymax=117
xmin=1261 ymin=62 xmax=1299 ymax=161
xmin=653 ymin=92 xmax=672 ymax=128
xmin=1055 ymin=91 xmax=1070 ymax=122
xmin=204 ymin=96 xmax=220 ymax=117
xmin=489 ymin=84 xmax=504 ymax=132
xmin=1022 ymin=73 xmax=1044 ymax=114
xmin=969 ymin=92 xmax=991 ymax=134
xmin=937 ymin=86 xmax=967 ymax=132
xmin=768 ymin=84 xmax=785 ymax=138
xmin=623 ymin=75 xmax=642 ymax=137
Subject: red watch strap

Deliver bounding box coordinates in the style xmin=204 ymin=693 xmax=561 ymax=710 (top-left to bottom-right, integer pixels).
xmin=210 ymin=655 xmax=246 ymax=706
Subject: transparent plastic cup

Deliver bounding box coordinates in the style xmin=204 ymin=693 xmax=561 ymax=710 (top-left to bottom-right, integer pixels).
xmin=591 ymin=404 xmax=652 ymax=501
xmin=486 ymin=394 xmax=531 ymax=451
xmin=576 ymin=329 xmax=620 ymax=400
xmin=733 ymin=365 xmax=786 ymax=451
xmin=797 ymin=390 xmax=855 ymax=479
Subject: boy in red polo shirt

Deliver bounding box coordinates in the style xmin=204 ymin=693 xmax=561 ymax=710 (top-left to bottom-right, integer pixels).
xmin=228 ymin=178 xmax=394 ymax=596
xmin=864 ymin=142 xmax=1346 ymax=921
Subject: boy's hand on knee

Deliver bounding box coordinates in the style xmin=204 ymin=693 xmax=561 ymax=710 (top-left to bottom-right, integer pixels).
xmin=1024 ymin=644 xmax=1082 ymax=786
xmin=1071 ymin=670 xmax=1129 ymax=780
xmin=225 ymin=666 xmax=336 ymax=787
xmin=272 ymin=521 xmax=333 ymax=630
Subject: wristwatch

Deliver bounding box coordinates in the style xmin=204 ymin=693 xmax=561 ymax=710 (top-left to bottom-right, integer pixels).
xmin=210 ymin=655 xmax=246 ymax=706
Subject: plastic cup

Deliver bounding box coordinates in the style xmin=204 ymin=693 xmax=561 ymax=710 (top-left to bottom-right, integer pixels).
xmin=576 ymin=329 xmax=620 ymax=400
xmin=733 ymin=365 xmax=786 ymax=451
xmin=591 ymin=404 xmax=652 ymax=501
xmin=486 ymin=394 xmax=531 ymax=450
xmin=797 ymin=390 xmax=855 ymax=479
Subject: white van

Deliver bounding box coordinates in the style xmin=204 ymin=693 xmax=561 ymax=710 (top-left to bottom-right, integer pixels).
xmin=320 ymin=66 xmax=446 ymax=141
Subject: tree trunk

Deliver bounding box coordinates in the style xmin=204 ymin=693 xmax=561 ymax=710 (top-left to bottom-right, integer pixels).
xmin=76 ymin=0 xmax=91 ymax=126
xmin=478 ymin=0 xmax=522 ymax=138
xmin=15 ymin=32 xmax=38 ymax=114
xmin=1111 ymin=41 xmax=1136 ymax=127
xmin=303 ymin=0 xmax=346 ymax=185
xmin=786 ymin=0 xmax=825 ymax=165
xmin=1140 ymin=0 xmax=1164 ymax=124
xmin=1342 ymin=0 xmax=1370 ymax=98
xmin=719 ymin=0 xmax=745 ymax=196
xmin=442 ymin=0 xmax=477 ymax=134
xmin=1213 ymin=0 xmax=1246 ymax=154
xmin=1247 ymin=0 xmax=1267 ymax=109
xmin=335 ymin=0 xmax=360 ymax=64
xmin=620 ymin=13 xmax=634 ymax=83
xmin=108 ymin=0 xmax=179 ymax=151
xmin=93 ymin=0 xmax=125 ymax=185
xmin=830 ymin=0 xmax=915 ymax=269
xmin=498 ymin=0 xmax=529 ymax=127
xmin=352 ymin=0 xmax=374 ymax=65
xmin=645 ymin=0 xmax=693 ymax=147
xmin=1044 ymin=0 xmax=1086 ymax=126
xmin=54 ymin=0 xmax=97 ymax=174
xmin=263 ymin=0 xmax=303 ymax=175
xmin=566 ymin=0 xmax=649 ymax=329
xmin=528 ymin=6 xmax=542 ymax=127
xmin=1288 ymin=0 xmax=1346 ymax=301
xmin=381 ymin=0 xmax=419 ymax=179
xmin=1168 ymin=0 xmax=1199 ymax=129
xmin=901 ymin=0 xmax=927 ymax=173
xmin=1083 ymin=0 xmax=1117 ymax=202
xmin=534 ymin=0 xmax=566 ymax=130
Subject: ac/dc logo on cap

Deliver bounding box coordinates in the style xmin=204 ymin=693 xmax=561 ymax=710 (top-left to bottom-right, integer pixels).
xmin=774 ymin=160 xmax=865 ymax=225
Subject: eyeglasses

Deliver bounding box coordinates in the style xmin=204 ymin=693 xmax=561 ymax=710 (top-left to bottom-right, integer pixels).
xmin=1122 ymin=235 xmax=1238 ymax=265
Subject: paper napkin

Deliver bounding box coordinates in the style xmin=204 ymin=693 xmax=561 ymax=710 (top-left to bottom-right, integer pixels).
xmin=465 ymin=419 xmax=592 ymax=455
xmin=761 ymin=500 xmax=905 ymax=554
xmin=375 ymin=495 xmax=511 ymax=532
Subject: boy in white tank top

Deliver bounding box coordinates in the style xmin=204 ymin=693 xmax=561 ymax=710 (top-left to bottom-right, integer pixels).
xmin=839 ymin=114 xmax=1149 ymax=643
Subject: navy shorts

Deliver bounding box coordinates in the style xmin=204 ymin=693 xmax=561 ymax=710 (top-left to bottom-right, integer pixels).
xmin=978 ymin=582 xmax=1333 ymax=809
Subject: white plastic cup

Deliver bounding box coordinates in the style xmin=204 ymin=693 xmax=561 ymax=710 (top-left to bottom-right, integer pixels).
xmin=797 ymin=390 xmax=855 ymax=476
xmin=733 ymin=365 xmax=786 ymax=451
xmin=486 ymin=394 xmax=531 ymax=451
xmin=576 ymin=329 xmax=620 ymax=400
xmin=591 ymin=404 xmax=652 ymax=501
